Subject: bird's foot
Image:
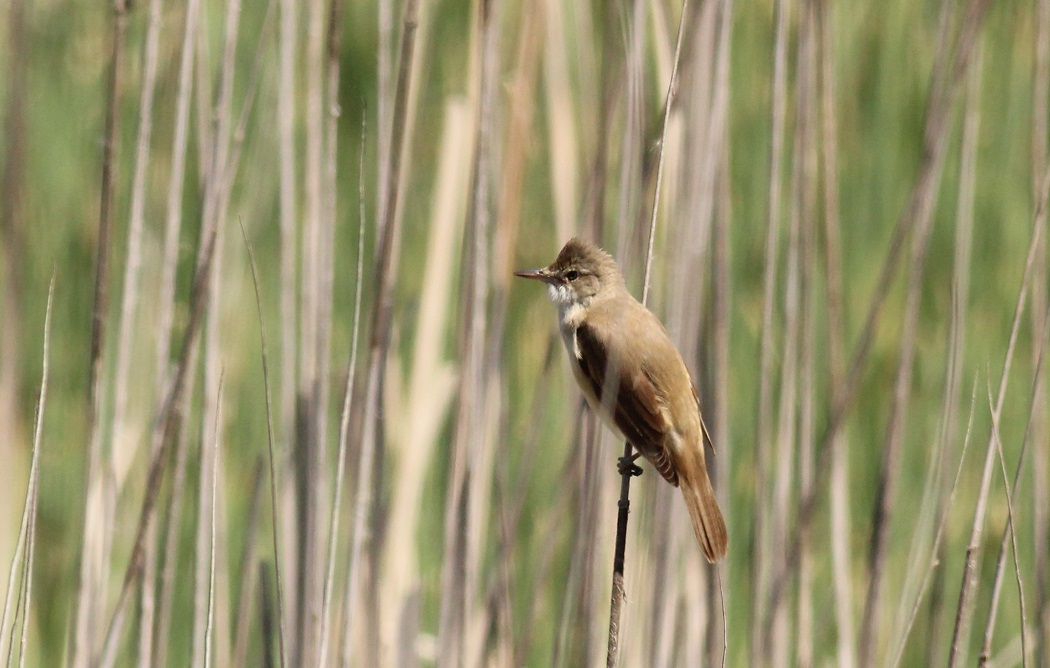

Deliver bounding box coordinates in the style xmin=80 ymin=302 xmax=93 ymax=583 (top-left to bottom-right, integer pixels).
xmin=617 ymin=455 xmax=643 ymax=477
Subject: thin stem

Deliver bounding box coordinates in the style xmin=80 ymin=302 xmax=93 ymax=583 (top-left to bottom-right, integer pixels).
xmin=241 ymin=223 xmax=288 ymax=667
xmin=607 ymin=1 xmax=689 ymax=665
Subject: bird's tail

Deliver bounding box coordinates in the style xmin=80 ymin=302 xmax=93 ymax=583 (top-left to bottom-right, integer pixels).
xmin=680 ymin=461 xmax=728 ymax=562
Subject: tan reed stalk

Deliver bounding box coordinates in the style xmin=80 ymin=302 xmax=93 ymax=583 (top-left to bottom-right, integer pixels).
xmin=370 ymin=100 xmax=470 ymax=665
xmin=276 ymin=0 xmax=299 ymax=641
xmin=607 ymin=1 xmax=689 ymax=665
xmin=893 ymin=36 xmax=981 ymax=668
xmin=204 ymin=374 xmax=225 ymax=668
xmin=979 ymin=375 xmax=1032 ymax=667
xmin=70 ymin=0 xmax=129 ymax=663
xmin=344 ymin=0 xmax=421 ymax=662
xmin=1032 ymin=1 xmax=1050 ymax=663
xmin=242 ymin=223 xmax=289 ymax=667
xmin=122 ymin=1 xmax=168 ymax=663
xmin=769 ymin=90 xmax=803 ymax=667
xmin=947 ymin=167 xmax=1049 ymax=667
xmin=762 ymin=0 xmax=993 ymax=631
xmin=856 ymin=18 xmax=951 ymax=659
xmin=0 ymin=276 xmax=50 ymax=667
xmin=112 ymin=0 xmax=162 ymax=491
xmin=318 ymin=115 xmax=366 ymax=668
xmin=795 ymin=2 xmax=819 ymax=663
xmin=96 ymin=223 xmax=217 ymax=666
xmin=814 ymin=0 xmax=854 ymax=663
xmin=195 ymin=227 xmax=227 ymax=668
xmin=295 ymin=0 xmax=329 ymax=659
xmin=751 ymin=0 xmax=791 ymax=657
xmin=152 ymin=346 xmax=200 ymax=668
xmin=155 ymin=0 xmax=200 ymax=397
xmin=891 ymin=378 xmax=979 ymax=668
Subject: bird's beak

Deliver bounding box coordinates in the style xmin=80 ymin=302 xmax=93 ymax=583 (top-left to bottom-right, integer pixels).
xmin=514 ymin=267 xmax=556 ymax=284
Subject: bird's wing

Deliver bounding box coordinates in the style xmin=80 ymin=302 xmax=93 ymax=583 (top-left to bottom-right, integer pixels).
xmin=575 ymin=321 xmax=679 ymax=486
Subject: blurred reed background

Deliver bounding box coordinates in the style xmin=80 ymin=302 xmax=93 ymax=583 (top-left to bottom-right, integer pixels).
xmin=0 ymin=0 xmax=1048 ymax=665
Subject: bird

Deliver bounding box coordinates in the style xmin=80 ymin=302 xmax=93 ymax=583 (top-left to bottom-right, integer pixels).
xmin=514 ymin=237 xmax=728 ymax=562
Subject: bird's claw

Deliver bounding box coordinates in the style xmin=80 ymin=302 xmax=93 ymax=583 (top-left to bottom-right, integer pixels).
xmin=617 ymin=456 xmax=643 ymax=477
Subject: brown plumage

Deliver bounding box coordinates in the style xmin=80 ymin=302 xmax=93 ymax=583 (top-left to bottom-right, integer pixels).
xmin=515 ymin=237 xmax=728 ymax=562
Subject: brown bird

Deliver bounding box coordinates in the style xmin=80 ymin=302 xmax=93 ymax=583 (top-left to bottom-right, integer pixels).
xmin=515 ymin=237 xmax=727 ymax=562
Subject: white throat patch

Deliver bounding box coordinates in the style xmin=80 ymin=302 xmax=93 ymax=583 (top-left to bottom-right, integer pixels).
xmin=547 ymin=283 xmax=586 ymax=330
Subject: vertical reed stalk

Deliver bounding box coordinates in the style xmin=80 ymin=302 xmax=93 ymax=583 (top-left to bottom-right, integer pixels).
xmin=242 ymin=224 xmax=289 ymax=667
xmin=1031 ymin=1 xmax=1050 ymax=663
xmin=751 ymin=0 xmax=791 ymax=657
xmin=607 ymin=2 xmax=689 ymax=665
xmin=345 ymin=0 xmax=420 ymax=662
xmin=763 ymin=0 xmax=993 ymax=629
xmin=979 ymin=347 xmax=1043 ymax=666
xmin=815 ymin=0 xmax=854 ymax=663
xmin=204 ymin=375 xmax=225 ymax=668
xmin=795 ymin=2 xmax=819 ymax=663
xmin=0 ymin=276 xmax=50 ymax=667
xmin=319 ymin=115 xmax=366 ymax=668
xmin=891 ymin=379 xmax=979 ymax=668
xmin=70 ymin=1 xmax=128 ymax=664
xmin=947 ymin=168 xmax=1048 ymax=667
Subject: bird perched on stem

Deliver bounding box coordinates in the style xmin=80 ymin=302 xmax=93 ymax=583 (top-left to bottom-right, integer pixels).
xmin=515 ymin=237 xmax=727 ymax=562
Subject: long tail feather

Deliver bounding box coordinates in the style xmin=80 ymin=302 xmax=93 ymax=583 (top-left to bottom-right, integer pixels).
xmin=680 ymin=465 xmax=728 ymax=562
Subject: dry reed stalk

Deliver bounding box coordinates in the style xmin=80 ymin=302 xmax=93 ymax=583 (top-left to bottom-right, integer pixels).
xmin=769 ymin=99 xmax=802 ymax=668
xmin=276 ymin=0 xmax=299 ymax=640
xmin=947 ymin=167 xmax=1049 ymax=667
xmin=763 ymin=0 xmax=993 ymax=631
xmin=606 ymin=2 xmax=690 ymax=665
xmin=370 ymin=101 xmax=469 ymax=664
xmin=375 ymin=0 xmax=393 ymax=240
xmin=204 ymin=374 xmax=225 ymax=668
xmin=294 ymin=0 xmax=329 ymax=659
xmin=540 ymin=0 xmax=579 ymax=243
xmin=712 ymin=89 xmax=733 ymax=668
xmin=750 ymin=0 xmax=791 ymax=657
xmin=856 ymin=19 xmax=948 ymax=659
xmin=344 ymin=1 xmax=421 ymax=662
xmin=795 ymin=2 xmax=819 ymax=662
xmin=891 ymin=38 xmax=981 ymax=667
xmin=195 ymin=226 xmax=227 ymax=668
xmin=438 ymin=0 xmax=499 ymax=657
xmin=155 ymin=0 xmax=200 ymax=396
xmin=1032 ymin=2 xmax=1050 ymax=663
xmin=113 ymin=0 xmax=163 ymax=485
xmin=979 ymin=376 xmax=1031 ymax=667
xmin=613 ymin=0 xmax=646 ymax=271
xmin=891 ymin=378 xmax=979 ymax=668
xmin=188 ymin=0 xmax=242 ymax=655
xmin=242 ymin=224 xmax=289 ymax=666
xmin=70 ymin=1 xmax=128 ymax=664
xmin=318 ymin=115 xmax=366 ymax=668
xmin=464 ymin=0 xmax=504 ymax=661
xmin=648 ymin=2 xmax=703 ymax=654
xmin=814 ymin=0 xmax=853 ymax=663
xmin=231 ymin=462 xmax=265 ymax=668
xmin=152 ymin=345 xmax=200 ymax=668
xmin=97 ymin=223 xmax=218 ymax=666
xmin=0 ymin=276 xmax=50 ymax=667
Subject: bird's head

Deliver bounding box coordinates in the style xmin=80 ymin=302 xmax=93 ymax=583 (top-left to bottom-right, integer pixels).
xmin=514 ymin=237 xmax=625 ymax=308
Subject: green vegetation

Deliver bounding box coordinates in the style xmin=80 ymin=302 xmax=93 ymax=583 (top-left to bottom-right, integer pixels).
xmin=0 ymin=0 xmax=1047 ymax=665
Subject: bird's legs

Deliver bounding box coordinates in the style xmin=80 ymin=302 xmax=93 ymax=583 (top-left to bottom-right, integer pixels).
xmin=617 ymin=451 xmax=643 ymax=477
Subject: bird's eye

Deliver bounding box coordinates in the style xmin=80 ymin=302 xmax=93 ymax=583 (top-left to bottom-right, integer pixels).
xmin=566 ymin=270 xmax=580 ymax=282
